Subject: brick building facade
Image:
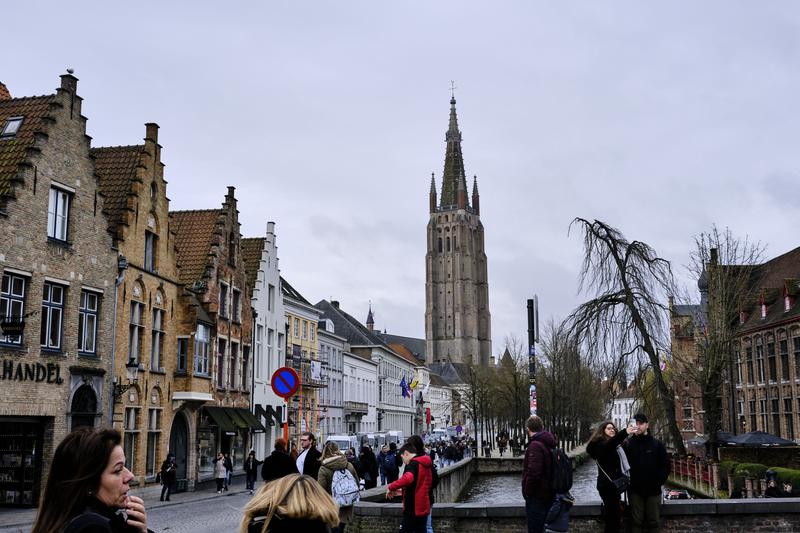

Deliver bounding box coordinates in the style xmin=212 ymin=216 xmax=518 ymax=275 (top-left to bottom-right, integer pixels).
xmin=92 ymin=123 xmax=182 ymax=488
xmin=0 ymin=75 xmax=118 ymax=507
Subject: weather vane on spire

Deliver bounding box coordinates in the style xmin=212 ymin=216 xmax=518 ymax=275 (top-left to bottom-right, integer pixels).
xmin=450 ymin=80 xmax=457 ymax=99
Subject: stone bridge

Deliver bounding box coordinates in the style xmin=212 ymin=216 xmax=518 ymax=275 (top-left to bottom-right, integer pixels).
xmin=351 ymin=455 xmax=800 ymax=532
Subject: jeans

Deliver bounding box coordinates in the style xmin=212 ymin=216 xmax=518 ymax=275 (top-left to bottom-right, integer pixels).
xmin=380 ymin=472 xmax=386 ymax=485
xmin=629 ymin=492 xmax=661 ymax=533
xmin=400 ymin=515 xmax=428 ymax=533
xmin=246 ymin=473 xmax=257 ymax=491
xmin=524 ymin=495 xmax=549 ymax=533
xmin=426 ymin=512 xmax=434 ymax=533
xmin=598 ymin=486 xmax=622 ymax=533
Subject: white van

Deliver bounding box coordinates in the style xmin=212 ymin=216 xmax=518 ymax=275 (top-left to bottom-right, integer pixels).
xmin=385 ymin=430 xmax=405 ymax=445
xmin=325 ymin=434 xmax=358 ymax=453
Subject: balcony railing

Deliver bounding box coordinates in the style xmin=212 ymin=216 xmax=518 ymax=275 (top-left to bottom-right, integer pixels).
xmin=299 ymin=361 xmax=327 ymax=389
xmin=344 ymin=401 xmax=368 ymax=415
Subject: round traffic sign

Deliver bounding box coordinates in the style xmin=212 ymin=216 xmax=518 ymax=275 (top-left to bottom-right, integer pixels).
xmin=271 ymin=367 xmax=301 ymax=399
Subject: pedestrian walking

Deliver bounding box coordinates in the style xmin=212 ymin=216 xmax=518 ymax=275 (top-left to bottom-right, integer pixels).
xmin=158 ymin=454 xmax=177 ymax=502
xmin=261 ymin=438 xmax=298 ymax=483
xmin=239 ymin=474 xmax=339 ymax=533
xmin=245 ymin=450 xmax=263 ymax=494
xmin=32 ymin=426 xmax=152 ymax=533
xmin=357 ymin=445 xmax=378 ymax=489
xmin=623 ymin=413 xmax=670 ymax=533
xmin=224 ymin=453 xmax=233 ymax=490
xmin=318 ymin=441 xmax=361 ymax=533
xmin=521 ymin=415 xmax=556 ymax=533
xmin=296 ymin=431 xmax=322 ymax=481
xmin=587 ymin=421 xmax=630 ymax=533
xmin=386 ymin=443 xmax=433 ymax=533
xmin=213 ymin=452 xmax=227 ymax=494
xmin=383 ymin=442 xmax=400 ymax=483
xmin=408 ymin=435 xmax=439 ymax=533
xmin=377 ymin=444 xmax=389 ymax=485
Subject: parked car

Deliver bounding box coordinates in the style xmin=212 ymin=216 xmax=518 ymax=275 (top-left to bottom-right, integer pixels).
xmin=664 ymin=489 xmax=692 ymax=500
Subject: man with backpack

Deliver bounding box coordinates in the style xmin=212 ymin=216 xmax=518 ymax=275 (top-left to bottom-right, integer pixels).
xmin=384 ymin=442 xmax=400 ymax=483
xmin=522 ymin=415 xmax=557 ymax=533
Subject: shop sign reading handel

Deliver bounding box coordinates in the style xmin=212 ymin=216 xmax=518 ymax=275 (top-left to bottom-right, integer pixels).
xmin=1 ymin=359 xmax=64 ymax=384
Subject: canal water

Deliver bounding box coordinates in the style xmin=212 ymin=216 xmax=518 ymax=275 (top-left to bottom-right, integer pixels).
xmin=457 ymin=461 xmax=601 ymax=503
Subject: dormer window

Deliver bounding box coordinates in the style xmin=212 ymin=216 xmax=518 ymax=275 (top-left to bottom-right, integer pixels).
xmin=761 ymin=303 xmax=767 ymax=319
xmin=786 ymin=295 xmax=793 ymax=312
xmin=1 ymin=116 xmax=22 ymax=138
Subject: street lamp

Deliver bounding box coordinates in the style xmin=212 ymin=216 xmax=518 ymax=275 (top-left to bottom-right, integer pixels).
xmin=112 ymin=357 xmax=139 ymax=403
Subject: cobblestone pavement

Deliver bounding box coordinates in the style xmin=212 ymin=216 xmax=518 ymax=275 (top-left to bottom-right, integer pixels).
xmin=148 ymin=491 xmax=252 ymax=533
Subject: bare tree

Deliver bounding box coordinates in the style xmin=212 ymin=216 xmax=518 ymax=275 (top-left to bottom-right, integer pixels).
xmin=565 ymin=218 xmax=685 ymax=454
xmin=496 ymin=334 xmax=531 ymax=442
xmin=681 ymin=226 xmax=762 ymax=453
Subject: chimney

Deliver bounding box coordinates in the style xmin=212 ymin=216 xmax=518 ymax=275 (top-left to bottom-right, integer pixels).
xmin=60 ymin=73 xmax=78 ymax=94
xmin=710 ymin=247 xmax=718 ymax=266
xmin=0 ymin=82 xmax=11 ymax=101
xmin=331 ymin=300 xmax=340 ymax=309
xmin=145 ymin=123 xmax=159 ymax=143
xmin=267 ymin=221 xmax=275 ymax=236
xmin=227 ymin=186 xmax=236 ymax=197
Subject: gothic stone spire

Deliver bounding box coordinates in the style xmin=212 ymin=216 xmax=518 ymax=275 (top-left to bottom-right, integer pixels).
xmin=439 ymin=96 xmax=469 ymax=208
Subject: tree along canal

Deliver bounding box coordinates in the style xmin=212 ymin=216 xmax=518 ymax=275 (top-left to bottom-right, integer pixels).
xmin=457 ymin=461 xmax=601 ymax=503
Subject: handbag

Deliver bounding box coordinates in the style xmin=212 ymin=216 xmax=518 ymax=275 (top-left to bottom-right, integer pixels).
xmin=596 ymin=461 xmax=630 ymax=493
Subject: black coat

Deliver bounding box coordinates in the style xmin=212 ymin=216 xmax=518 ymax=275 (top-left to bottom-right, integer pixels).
xmin=159 ymin=459 xmax=177 ymax=485
xmin=245 ymin=457 xmax=263 ymax=476
xmin=586 ymin=428 xmax=628 ymax=490
xmin=300 ymin=445 xmax=321 ymax=480
xmin=63 ymin=498 xmax=154 ymax=533
xmin=623 ymin=433 xmax=670 ymax=496
xmin=261 ymin=450 xmax=298 ymax=482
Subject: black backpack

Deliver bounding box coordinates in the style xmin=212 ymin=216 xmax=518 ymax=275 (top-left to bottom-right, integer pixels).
xmin=550 ymin=447 xmax=573 ymax=494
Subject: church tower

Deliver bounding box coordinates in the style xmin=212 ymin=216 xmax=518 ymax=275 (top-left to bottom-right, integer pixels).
xmin=425 ymin=96 xmax=492 ymax=366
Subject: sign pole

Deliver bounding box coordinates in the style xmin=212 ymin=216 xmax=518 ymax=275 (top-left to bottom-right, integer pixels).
xmin=527 ymin=296 xmax=538 ymax=416
xmin=283 ymin=398 xmax=289 ymax=441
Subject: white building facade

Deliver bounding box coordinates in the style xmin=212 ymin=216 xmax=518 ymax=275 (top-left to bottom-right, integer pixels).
xmin=343 ymin=350 xmax=378 ymax=434
xmin=243 ymin=222 xmax=287 ymax=460
xmin=427 ymin=374 xmax=453 ymax=431
xmin=318 ymin=321 xmax=345 ymax=438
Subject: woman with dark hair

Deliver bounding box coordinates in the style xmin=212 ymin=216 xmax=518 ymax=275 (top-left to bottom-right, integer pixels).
xmin=357 ymin=446 xmax=378 ymax=490
xmin=586 ymin=421 xmax=631 ymax=533
xmin=31 ymin=426 xmax=151 ymax=533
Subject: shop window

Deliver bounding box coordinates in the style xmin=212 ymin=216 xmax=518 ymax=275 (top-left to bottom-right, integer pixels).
xmin=47 ymin=187 xmax=70 ymax=242
xmin=71 ymin=385 xmax=97 ymax=430
xmin=78 ymin=290 xmax=99 ymax=355
xmin=0 ymin=420 xmax=42 ymax=506
xmin=194 ymin=324 xmax=210 ymax=376
xmin=40 ymin=282 xmax=65 ymax=351
xmin=1 ymin=273 xmax=27 ymax=345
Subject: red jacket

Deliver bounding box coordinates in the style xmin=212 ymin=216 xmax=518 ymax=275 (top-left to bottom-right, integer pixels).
xmin=522 ymin=431 xmax=556 ymax=501
xmin=388 ymin=455 xmax=433 ymax=517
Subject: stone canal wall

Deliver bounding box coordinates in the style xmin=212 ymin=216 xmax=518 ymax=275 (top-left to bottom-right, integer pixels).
xmin=349 ymin=499 xmax=800 ymax=532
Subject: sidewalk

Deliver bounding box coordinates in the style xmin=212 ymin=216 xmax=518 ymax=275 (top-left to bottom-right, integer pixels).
xmin=0 ymin=484 xmax=251 ymax=531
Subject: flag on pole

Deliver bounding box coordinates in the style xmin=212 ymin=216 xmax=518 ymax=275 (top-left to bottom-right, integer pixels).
xmin=409 ymin=374 xmax=419 ymax=390
xmin=400 ymin=375 xmax=408 ymax=398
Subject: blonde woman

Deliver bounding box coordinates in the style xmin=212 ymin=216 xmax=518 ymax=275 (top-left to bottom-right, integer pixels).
xmin=240 ymin=474 xmax=339 ymax=533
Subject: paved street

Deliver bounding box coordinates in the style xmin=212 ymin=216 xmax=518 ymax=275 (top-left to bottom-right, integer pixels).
xmin=147 ymin=491 xmax=252 ymax=533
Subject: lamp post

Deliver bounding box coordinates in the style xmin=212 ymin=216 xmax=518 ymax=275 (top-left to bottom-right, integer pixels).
xmin=112 ymin=356 xmax=140 ymax=403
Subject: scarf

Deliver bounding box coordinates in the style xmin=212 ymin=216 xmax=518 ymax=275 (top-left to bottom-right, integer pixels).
xmin=617 ymin=445 xmax=630 ymax=477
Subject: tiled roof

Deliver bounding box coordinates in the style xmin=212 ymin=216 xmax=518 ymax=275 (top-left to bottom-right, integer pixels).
xmin=170 ymin=209 xmax=221 ymax=284
xmin=427 ymin=362 xmax=472 ymax=386
xmin=315 ymin=300 xmax=383 ymax=347
xmin=734 ymin=246 xmax=800 ymax=332
xmin=91 ymin=145 xmax=144 ymax=237
xmin=377 ymin=332 xmax=427 ymax=361
xmin=429 ymin=373 xmax=449 ymax=388
xmin=241 ymin=237 xmax=265 ymax=293
xmin=281 ymin=276 xmax=311 ymax=306
xmin=387 ymin=343 xmax=423 ymax=366
xmin=0 ymin=95 xmax=56 ymax=199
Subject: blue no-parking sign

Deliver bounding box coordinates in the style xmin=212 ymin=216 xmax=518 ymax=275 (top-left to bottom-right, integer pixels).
xmin=271 ymin=367 xmax=301 ymax=399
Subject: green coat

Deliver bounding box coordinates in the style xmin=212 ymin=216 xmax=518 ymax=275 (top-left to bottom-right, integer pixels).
xmin=318 ymin=453 xmax=361 ymax=524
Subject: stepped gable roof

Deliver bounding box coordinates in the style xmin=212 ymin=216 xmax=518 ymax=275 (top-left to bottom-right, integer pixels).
xmin=170 ymin=209 xmax=221 ymax=284
xmin=281 ymin=276 xmax=311 ymax=306
xmin=377 ymin=332 xmax=427 ymax=361
xmin=387 ymin=343 xmax=423 ymax=366
xmin=427 ymin=361 xmax=472 ymax=386
xmin=91 ymin=145 xmax=144 ymax=237
xmin=315 ymin=299 xmax=393 ymax=349
xmin=241 ymin=237 xmax=265 ymax=292
xmin=0 ymin=94 xmax=57 ymax=200
xmin=735 ymin=246 xmax=800 ymax=332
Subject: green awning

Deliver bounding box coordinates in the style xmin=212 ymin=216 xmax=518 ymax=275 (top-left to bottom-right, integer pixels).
xmin=236 ymin=408 xmax=266 ymax=433
xmin=204 ymin=406 xmax=237 ymax=435
xmin=225 ymin=408 xmax=250 ymax=430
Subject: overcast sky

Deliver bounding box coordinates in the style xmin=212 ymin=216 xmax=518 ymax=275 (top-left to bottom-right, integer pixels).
xmin=6 ymin=2 xmax=800 ymax=357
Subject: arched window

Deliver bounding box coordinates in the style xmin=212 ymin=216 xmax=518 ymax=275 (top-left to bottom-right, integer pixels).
xmin=71 ymin=384 xmax=97 ymax=429
xmin=438 ymin=238 xmax=442 ymax=253
xmin=446 ymin=237 xmax=451 ymax=252
xmin=150 ymin=182 xmax=157 ymax=201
